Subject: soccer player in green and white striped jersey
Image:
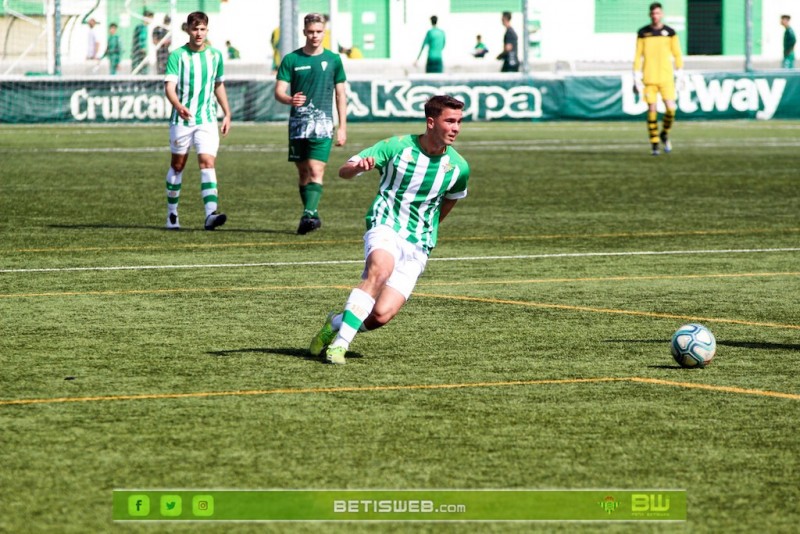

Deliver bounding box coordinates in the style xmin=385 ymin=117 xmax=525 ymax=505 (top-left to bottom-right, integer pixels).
xmin=309 ymin=95 xmax=470 ymax=364
xmin=163 ymin=11 xmax=231 ymax=231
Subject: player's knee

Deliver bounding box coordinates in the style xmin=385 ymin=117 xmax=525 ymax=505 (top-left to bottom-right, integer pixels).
xmin=367 ymin=306 xmax=397 ymax=328
xmin=171 ymin=161 xmax=187 ymax=173
xmin=198 ymin=156 xmax=215 ymax=169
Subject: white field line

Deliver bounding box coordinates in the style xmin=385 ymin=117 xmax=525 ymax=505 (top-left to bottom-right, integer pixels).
xmin=1 ymin=247 xmax=798 ymax=274
xmin=2 ymin=137 xmax=800 ymax=154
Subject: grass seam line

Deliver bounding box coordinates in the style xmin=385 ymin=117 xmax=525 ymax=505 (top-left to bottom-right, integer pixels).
xmin=415 ymin=293 xmax=800 ymax=331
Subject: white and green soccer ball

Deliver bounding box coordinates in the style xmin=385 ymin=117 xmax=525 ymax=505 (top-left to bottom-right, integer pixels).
xmin=670 ymin=323 xmax=716 ymax=368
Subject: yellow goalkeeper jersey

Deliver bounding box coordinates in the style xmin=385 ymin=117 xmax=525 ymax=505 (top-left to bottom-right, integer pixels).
xmin=634 ymin=24 xmax=683 ymax=85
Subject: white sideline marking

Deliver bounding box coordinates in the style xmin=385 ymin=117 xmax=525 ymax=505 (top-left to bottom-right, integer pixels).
xmin=1 ymin=247 xmax=798 ymax=274
xmin=2 ymin=137 xmax=800 ymax=154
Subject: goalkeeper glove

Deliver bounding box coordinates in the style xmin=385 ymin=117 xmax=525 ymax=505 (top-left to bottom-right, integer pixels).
xmin=633 ymin=71 xmax=644 ymax=95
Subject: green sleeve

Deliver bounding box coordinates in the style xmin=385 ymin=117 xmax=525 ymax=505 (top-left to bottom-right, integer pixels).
xmin=215 ymin=49 xmax=225 ymax=81
xmin=418 ymin=31 xmax=430 ymax=59
xmin=334 ymin=53 xmax=346 ymax=84
xmin=445 ymin=158 xmax=470 ymax=199
xmin=165 ymin=50 xmax=180 ymax=76
xmin=276 ymin=53 xmax=293 ymax=82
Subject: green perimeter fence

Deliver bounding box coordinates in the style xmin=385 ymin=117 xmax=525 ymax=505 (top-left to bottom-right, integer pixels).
xmin=1 ymin=72 xmax=798 ymax=123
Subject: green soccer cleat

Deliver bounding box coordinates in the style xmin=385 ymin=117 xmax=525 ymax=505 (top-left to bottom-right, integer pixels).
xmin=325 ymin=345 xmax=347 ymax=365
xmin=309 ymin=311 xmax=337 ymax=357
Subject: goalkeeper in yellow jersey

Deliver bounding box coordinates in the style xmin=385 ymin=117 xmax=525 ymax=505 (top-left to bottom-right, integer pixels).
xmin=633 ymin=2 xmax=684 ymax=155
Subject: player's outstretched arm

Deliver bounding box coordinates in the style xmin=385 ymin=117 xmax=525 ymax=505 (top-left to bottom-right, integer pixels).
xmin=339 ymin=156 xmax=375 ymax=179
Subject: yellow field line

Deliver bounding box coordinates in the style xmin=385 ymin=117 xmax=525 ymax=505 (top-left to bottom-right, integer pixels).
xmin=0 ymin=377 xmax=626 ymax=406
xmin=415 ymin=293 xmax=800 ymax=331
xmin=3 ymin=271 xmax=799 ymax=299
xmin=628 ymin=377 xmax=800 ymax=401
xmin=2 ymin=376 xmax=798 ymax=407
xmin=8 ymin=227 xmax=800 ymax=254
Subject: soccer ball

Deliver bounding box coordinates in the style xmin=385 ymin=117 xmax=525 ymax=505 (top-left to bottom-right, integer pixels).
xmin=670 ymin=323 xmax=716 ymax=368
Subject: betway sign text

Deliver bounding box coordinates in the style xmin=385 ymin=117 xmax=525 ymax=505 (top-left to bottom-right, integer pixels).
xmin=621 ymin=74 xmax=787 ymax=119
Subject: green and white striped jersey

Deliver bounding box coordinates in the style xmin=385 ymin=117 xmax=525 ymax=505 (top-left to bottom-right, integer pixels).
xmin=165 ymin=44 xmax=225 ymax=125
xmin=356 ymin=135 xmax=470 ymax=254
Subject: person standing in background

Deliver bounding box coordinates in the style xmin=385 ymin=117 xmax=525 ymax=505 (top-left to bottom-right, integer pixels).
xmin=86 ymin=18 xmax=100 ymax=60
xmin=103 ymin=23 xmax=121 ymax=74
xmin=271 ymin=26 xmax=281 ymax=74
xmin=226 ymin=40 xmax=241 ymax=59
xmin=415 ymin=15 xmax=446 ymax=73
xmin=472 ymin=34 xmax=488 ymax=58
xmin=497 ymin=11 xmax=519 ymax=72
xmin=132 ymin=10 xmax=153 ymax=74
xmin=782 ymin=15 xmax=796 ymax=68
xmin=153 ymin=15 xmax=172 ymax=75
xmin=633 ymin=2 xmax=683 ymax=156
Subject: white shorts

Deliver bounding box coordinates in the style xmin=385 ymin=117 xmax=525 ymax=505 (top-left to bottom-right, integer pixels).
xmin=363 ymin=225 xmax=428 ymax=301
xmin=169 ymin=123 xmax=219 ymax=156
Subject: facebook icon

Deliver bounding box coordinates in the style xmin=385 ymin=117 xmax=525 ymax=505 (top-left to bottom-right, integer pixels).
xmin=128 ymin=495 xmax=150 ymax=516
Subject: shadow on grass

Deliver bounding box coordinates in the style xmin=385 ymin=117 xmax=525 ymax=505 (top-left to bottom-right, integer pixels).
xmin=604 ymin=339 xmax=800 ymax=351
xmin=48 ymin=223 xmax=296 ymax=235
xmin=207 ymin=347 xmax=365 ymax=363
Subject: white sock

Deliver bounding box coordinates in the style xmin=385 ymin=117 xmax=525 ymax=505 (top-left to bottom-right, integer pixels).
xmin=166 ymin=168 xmax=183 ymax=213
xmin=330 ymin=313 xmax=368 ymax=333
xmin=200 ymin=168 xmax=218 ymax=216
xmin=331 ymin=288 xmax=375 ymax=350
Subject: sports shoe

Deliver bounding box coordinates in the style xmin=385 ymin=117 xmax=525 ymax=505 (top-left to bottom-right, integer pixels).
xmin=309 ymin=311 xmax=338 ymax=357
xmin=204 ymin=211 xmax=227 ymax=230
xmin=660 ymin=131 xmax=672 ymax=153
xmin=297 ymin=215 xmax=322 ymax=235
xmin=651 ymin=142 xmax=660 ymax=156
xmin=326 ymin=345 xmax=347 ymax=365
xmin=166 ymin=212 xmax=180 ymax=230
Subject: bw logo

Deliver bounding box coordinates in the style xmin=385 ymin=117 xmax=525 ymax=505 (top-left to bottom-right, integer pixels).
xmin=631 ymin=494 xmax=670 ymax=513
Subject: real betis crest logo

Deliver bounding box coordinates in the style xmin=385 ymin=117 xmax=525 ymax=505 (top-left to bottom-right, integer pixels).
xmin=321 ymin=61 xmax=328 ymax=71
xmin=598 ymin=495 xmax=620 ymax=515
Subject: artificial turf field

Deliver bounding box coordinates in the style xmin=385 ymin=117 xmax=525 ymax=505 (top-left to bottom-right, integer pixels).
xmin=1 ymin=120 xmax=798 ymax=533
